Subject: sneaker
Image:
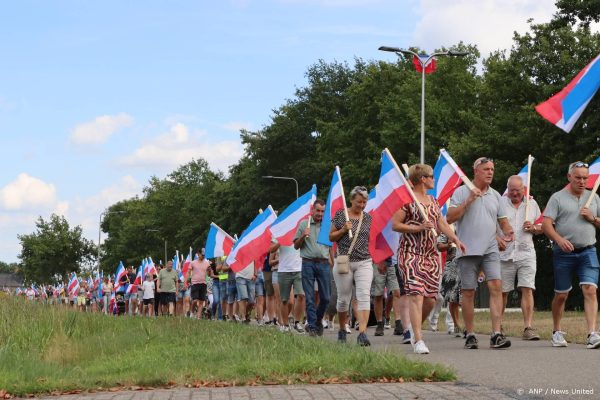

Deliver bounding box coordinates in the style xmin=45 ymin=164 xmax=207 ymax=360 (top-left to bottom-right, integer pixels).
xmin=522 ymin=327 xmax=540 ymax=341
xmin=490 ymin=333 xmax=511 ymax=349
xmin=293 ymin=321 xmax=305 ymax=334
xmin=344 ymin=323 xmax=352 ymax=334
xmin=337 ymin=329 xmax=347 ymax=343
xmin=257 ymin=320 xmax=264 ymax=327
xmin=316 ymin=322 xmax=324 ymax=337
xmin=551 ymin=331 xmax=568 ymax=347
xmin=322 ymin=319 xmax=329 ymax=329
xmin=453 ymin=326 xmax=463 ymax=338
xmin=429 ymin=324 xmax=438 ymax=332
xmin=586 ymin=332 xmax=600 ymax=349
xmin=279 ymin=325 xmax=290 ymax=333
xmin=413 ymin=340 xmax=430 ymax=354
xmin=357 ymin=332 xmax=371 ymax=347
xmin=375 ymin=321 xmax=384 ymax=336
xmin=308 ymin=328 xmax=318 ymax=337
xmin=464 ymin=334 xmax=479 ymax=349
xmin=402 ymin=329 xmax=412 ymax=344
xmin=393 ymin=320 xmax=404 ymax=336
xmin=384 ymin=318 xmax=391 ymax=329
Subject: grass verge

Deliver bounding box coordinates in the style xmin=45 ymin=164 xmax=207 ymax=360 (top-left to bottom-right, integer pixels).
xmin=0 ymin=298 xmax=454 ymax=396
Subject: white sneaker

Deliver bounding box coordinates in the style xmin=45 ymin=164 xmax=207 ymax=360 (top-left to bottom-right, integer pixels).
xmin=586 ymin=332 xmax=600 ymax=349
xmin=551 ymin=331 xmax=568 ymax=347
xmin=322 ymin=319 xmax=329 ymax=329
xmin=413 ymin=340 xmax=430 ymax=354
xmin=344 ymin=323 xmax=352 ymax=334
xmin=279 ymin=324 xmax=290 ymax=333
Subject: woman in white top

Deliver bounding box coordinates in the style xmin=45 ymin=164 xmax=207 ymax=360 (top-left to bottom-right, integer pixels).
xmin=140 ymin=273 xmax=156 ymax=317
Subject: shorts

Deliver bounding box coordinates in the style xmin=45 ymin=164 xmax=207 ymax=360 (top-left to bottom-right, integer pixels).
xmin=227 ymin=281 xmax=238 ymax=304
xmin=263 ymin=271 xmax=274 ymax=296
xmin=236 ymin=277 xmax=256 ymax=303
xmin=440 ymin=258 xmax=461 ymax=304
xmin=371 ymin=261 xmax=400 ymax=296
xmin=272 ymin=271 xmax=279 ymax=285
xmin=191 ymin=283 xmax=207 ymax=301
xmin=143 ymin=298 xmax=154 ymax=305
xmin=553 ymin=246 xmax=600 ymax=293
xmin=255 ymin=273 xmax=265 ymax=297
xmin=77 ymin=296 xmax=85 ymax=306
xmin=457 ymin=253 xmax=501 ymax=290
xmin=160 ymin=292 xmax=176 ymax=305
xmin=501 ymin=259 xmax=536 ymax=292
xmin=278 ymin=271 xmax=304 ymax=302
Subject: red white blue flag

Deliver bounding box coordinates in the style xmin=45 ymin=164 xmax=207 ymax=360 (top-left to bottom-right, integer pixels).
xmin=587 ymin=156 xmax=600 ymax=189
xmin=428 ymin=149 xmax=465 ymax=206
xmin=114 ymin=261 xmax=127 ymax=290
xmin=205 ymin=223 xmax=236 ymax=259
xmin=536 ymin=55 xmax=600 ymax=133
xmin=226 ymin=206 xmax=277 ymax=273
xmin=366 ymin=149 xmax=412 ymax=263
xmin=413 ymin=54 xmax=437 ymax=74
xmin=67 ymin=272 xmax=79 ymax=296
xmin=317 ymin=167 xmax=346 ymax=247
xmin=270 ymin=184 xmax=317 ymax=246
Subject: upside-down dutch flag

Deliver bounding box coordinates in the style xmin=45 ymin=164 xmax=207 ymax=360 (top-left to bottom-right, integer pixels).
xmin=67 ymin=272 xmax=79 ymax=296
xmin=109 ymin=290 xmax=116 ymax=312
xmin=429 ymin=149 xmax=465 ymax=206
xmin=365 ymin=186 xmax=401 ymax=263
xmin=144 ymin=257 xmax=157 ymax=278
xmin=114 ymin=261 xmax=127 ymax=290
xmin=317 ymin=167 xmax=345 ymax=247
xmin=270 ymin=184 xmax=317 ymax=246
xmin=182 ymin=248 xmax=192 ymax=280
xmin=205 ymin=223 xmax=236 ymax=259
xmin=126 ymin=266 xmax=142 ymax=294
xmin=413 ymin=54 xmax=437 ymax=74
xmin=587 ymin=156 xmax=600 ymax=189
xmin=366 ymin=149 xmax=412 ymax=263
xmin=96 ymin=271 xmax=103 ymax=298
xmin=226 ymin=206 xmax=277 ymax=273
xmin=536 ymin=55 xmax=600 ymax=133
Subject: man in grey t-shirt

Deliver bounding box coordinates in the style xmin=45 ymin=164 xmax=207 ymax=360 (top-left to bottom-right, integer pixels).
xmin=542 ymin=161 xmax=600 ymax=349
xmin=448 ymin=157 xmax=514 ymax=350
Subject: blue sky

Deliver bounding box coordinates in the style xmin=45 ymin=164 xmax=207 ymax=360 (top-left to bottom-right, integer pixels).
xmin=0 ymin=0 xmax=557 ymax=262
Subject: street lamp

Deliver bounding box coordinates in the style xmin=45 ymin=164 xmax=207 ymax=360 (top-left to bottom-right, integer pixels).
xmin=145 ymin=229 xmax=167 ymax=264
xmin=262 ymin=175 xmax=299 ymax=199
xmin=98 ymin=210 xmax=126 ymax=274
xmin=378 ymin=46 xmax=469 ymax=164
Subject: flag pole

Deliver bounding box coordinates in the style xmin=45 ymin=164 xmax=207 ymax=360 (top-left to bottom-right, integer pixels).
xmin=383 ymin=148 xmax=437 ymax=236
xmin=524 ymin=155 xmax=534 ymax=222
xmin=584 ymin=176 xmax=600 ymax=208
xmin=335 ymin=166 xmax=353 ymax=239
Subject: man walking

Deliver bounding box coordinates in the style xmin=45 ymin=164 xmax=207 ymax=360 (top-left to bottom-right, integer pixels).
xmin=157 ymin=260 xmax=178 ymax=316
xmin=447 ymin=157 xmax=514 ymax=349
xmin=500 ymin=175 xmax=542 ymax=340
xmin=542 ymin=161 xmax=600 ymax=349
xmin=188 ymin=248 xmax=211 ymax=319
xmin=294 ymin=199 xmax=332 ymax=336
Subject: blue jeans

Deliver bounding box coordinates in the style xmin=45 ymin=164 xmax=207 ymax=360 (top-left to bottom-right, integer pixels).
xmin=211 ymin=279 xmax=223 ymax=319
xmin=553 ymin=246 xmax=600 ymax=292
xmin=301 ymin=259 xmax=331 ymax=330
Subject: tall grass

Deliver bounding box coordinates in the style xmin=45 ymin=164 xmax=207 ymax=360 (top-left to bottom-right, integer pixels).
xmin=0 ymin=298 xmax=454 ymax=395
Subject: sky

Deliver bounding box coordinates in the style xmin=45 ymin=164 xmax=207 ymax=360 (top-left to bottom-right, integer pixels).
xmin=0 ymin=0 xmax=559 ymax=262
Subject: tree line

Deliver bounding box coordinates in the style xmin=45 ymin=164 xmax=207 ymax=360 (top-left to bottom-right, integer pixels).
xmin=18 ymin=5 xmax=600 ymax=309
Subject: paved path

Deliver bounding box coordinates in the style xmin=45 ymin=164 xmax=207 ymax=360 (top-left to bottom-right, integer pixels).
xmin=37 ymin=322 xmax=600 ymax=400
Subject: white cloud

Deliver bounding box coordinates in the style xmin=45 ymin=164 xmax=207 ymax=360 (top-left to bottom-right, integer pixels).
xmin=411 ymin=0 xmax=556 ymax=57
xmin=0 ymin=173 xmax=58 ymax=211
xmin=222 ymin=121 xmax=252 ymax=132
xmin=74 ymin=175 xmax=142 ymax=214
xmin=120 ymin=123 xmax=244 ymax=173
xmin=70 ymin=112 xmax=134 ymax=145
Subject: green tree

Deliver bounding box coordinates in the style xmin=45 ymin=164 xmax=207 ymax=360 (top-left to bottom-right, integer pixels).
xmin=18 ymin=214 xmax=96 ymax=284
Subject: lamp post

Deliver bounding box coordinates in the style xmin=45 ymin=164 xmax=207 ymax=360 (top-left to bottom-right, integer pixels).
xmin=262 ymin=175 xmax=299 ymax=199
xmin=146 ymin=229 xmax=167 ymax=265
xmin=378 ymin=46 xmax=468 ymax=164
xmin=98 ymin=210 xmax=126 ymax=275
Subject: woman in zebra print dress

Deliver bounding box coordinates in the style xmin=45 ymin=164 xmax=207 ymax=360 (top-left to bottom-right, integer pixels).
xmin=392 ymin=164 xmax=465 ymax=354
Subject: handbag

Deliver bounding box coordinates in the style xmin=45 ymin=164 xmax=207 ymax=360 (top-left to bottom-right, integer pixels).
xmin=335 ymin=211 xmax=364 ymax=274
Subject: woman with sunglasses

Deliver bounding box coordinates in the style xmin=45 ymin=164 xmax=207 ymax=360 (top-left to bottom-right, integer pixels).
xmin=393 ymin=164 xmax=465 ymax=354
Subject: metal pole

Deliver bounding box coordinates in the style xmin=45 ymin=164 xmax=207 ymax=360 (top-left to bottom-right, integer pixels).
xmin=164 ymin=239 xmax=167 ymax=266
xmin=421 ymin=64 xmax=426 ymax=164
xmin=98 ymin=212 xmax=104 ymax=276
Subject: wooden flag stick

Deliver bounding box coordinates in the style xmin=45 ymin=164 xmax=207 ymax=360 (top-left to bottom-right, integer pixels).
xmin=384 ymin=148 xmax=437 ymax=236
xmin=401 ymin=163 xmax=410 ymax=177
xmin=584 ymin=175 xmax=600 ymax=208
xmin=336 ymin=166 xmax=353 ymax=239
xmin=524 ymin=155 xmax=534 ymax=222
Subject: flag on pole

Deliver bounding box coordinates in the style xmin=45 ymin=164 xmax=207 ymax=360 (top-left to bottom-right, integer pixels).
xmin=317 ymin=167 xmax=346 ymax=247
xmin=114 ymin=261 xmax=127 ymax=290
xmin=126 ymin=265 xmax=142 ymax=294
xmin=365 ymin=187 xmax=401 ymax=263
xmin=226 ymin=206 xmax=277 ymax=273
xmin=587 ymin=156 xmax=600 ymax=189
xmin=413 ymin=54 xmax=437 ymax=74
xmin=67 ymin=272 xmax=79 ymax=296
xmin=535 ymin=55 xmax=600 ymax=133
xmin=429 ymin=149 xmax=465 ymax=205
xmin=270 ymin=184 xmax=317 ymax=246
xmin=182 ymin=247 xmax=192 ymax=281
xmin=205 ymin=223 xmax=236 ymax=258
xmin=366 ymin=150 xmax=412 ymax=263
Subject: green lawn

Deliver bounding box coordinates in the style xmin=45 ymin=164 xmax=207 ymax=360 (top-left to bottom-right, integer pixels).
xmin=0 ymin=298 xmax=454 ymax=396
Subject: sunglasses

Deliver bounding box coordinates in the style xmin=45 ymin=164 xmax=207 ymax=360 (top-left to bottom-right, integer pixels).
xmin=571 ymin=162 xmax=589 ymax=168
xmin=421 ymin=174 xmax=434 ymax=179
xmin=474 ymin=157 xmax=494 ymax=168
